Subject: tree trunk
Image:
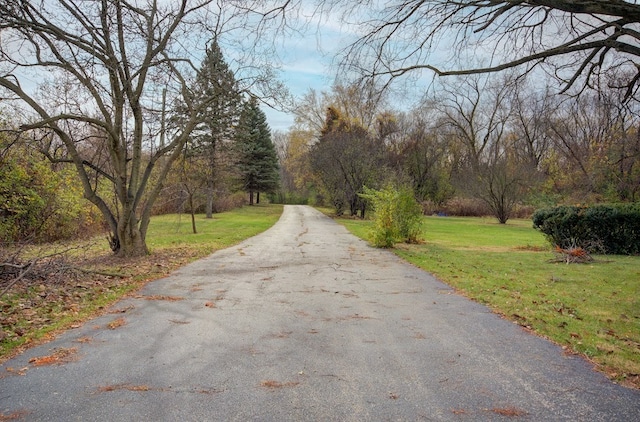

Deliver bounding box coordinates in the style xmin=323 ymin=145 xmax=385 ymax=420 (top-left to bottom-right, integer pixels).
xmin=191 ymin=212 xmax=198 ymax=234
xmin=249 ymin=191 xmax=254 ymax=205
xmin=256 ymin=192 xmax=260 ymax=204
xmin=115 ymin=219 xmax=149 ymax=257
xmin=189 ymin=192 xmax=198 ymax=234
xmin=205 ymin=180 xmax=214 ymax=219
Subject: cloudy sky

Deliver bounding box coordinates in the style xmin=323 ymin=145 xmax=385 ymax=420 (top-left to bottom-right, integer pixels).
xmin=260 ymin=13 xmax=350 ymax=132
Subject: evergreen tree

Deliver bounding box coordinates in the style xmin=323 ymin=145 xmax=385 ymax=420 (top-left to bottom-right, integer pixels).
xmin=235 ymin=98 xmax=280 ymax=205
xmin=189 ymin=38 xmax=241 ymax=217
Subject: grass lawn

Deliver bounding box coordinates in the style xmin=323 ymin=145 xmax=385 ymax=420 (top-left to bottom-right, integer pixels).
xmin=0 ymin=204 xmax=283 ymax=360
xmin=337 ymin=215 xmax=640 ymax=389
xmin=147 ymin=204 xmax=284 ymax=256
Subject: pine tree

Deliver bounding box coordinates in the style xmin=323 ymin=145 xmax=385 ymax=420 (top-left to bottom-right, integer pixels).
xmin=234 ymin=98 xmax=280 ymax=205
xmin=190 ymin=38 xmax=241 ymax=217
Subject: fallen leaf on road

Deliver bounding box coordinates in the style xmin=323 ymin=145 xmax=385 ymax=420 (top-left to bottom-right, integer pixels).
xmin=0 ymin=410 xmax=30 ymax=420
xmin=260 ymin=380 xmax=300 ymax=388
xmin=137 ymin=295 xmax=183 ymax=301
xmin=5 ymin=367 xmax=28 ymax=376
xmin=29 ymin=348 xmax=77 ymax=366
xmin=98 ymin=384 xmax=152 ymax=392
xmin=107 ymin=318 xmax=126 ymax=329
xmin=491 ymin=407 xmax=527 ymax=417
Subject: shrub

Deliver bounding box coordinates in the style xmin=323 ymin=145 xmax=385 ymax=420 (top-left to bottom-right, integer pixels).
xmin=532 ymin=204 xmax=640 ymax=255
xmin=213 ymin=192 xmax=246 ymax=212
xmin=0 ymin=152 xmax=102 ymax=244
xmin=360 ymin=186 xmax=423 ymax=248
xmin=437 ymin=197 xmax=492 ymax=217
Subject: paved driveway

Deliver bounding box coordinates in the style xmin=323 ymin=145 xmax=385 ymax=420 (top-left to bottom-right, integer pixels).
xmin=1 ymin=205 xmax=639 ymax=421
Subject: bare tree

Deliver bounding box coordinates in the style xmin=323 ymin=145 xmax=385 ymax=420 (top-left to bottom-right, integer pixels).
xmin=509 ymin=81 xmax=558 ymax=171
xmin=335 ymin=0 xmax=640 ymax=99
xmin=310 ymin=107 xmax=388 ymax=217
xmin=293 ymin=89 xmax=330 ymax=135
xmin=0 ymin=0 xmax=293 ymax=256
xmin=386 ymin=110 xmax=454 ymax=206
xmin=546 ymin=82 xmax=640 ymax=201
xmin=433 ymin=74 xmax=535 ymax=223
xmin=434 ymin=75 xmax=512 ymax=169
xmin=473 ymin=150 xmax=532 ymax=224
xmin=294 ymin=82 xmax=389 ymax=134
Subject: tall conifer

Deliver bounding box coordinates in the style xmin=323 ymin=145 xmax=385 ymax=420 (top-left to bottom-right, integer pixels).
xmin=234 ymin=98 xmax=280 ymax=205
xmin=191 ymin=38 xmax=241 ymax=217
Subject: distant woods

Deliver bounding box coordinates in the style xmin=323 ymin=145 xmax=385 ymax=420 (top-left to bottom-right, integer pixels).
xmin=275 ymin=76 xmax=640 ymax=223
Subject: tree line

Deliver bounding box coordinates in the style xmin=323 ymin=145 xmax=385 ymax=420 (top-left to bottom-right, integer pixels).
xmin=275 ymin=74 xmax=640 ymax=223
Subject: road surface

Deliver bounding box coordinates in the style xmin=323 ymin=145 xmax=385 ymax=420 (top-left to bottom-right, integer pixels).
xmin=1 ymin=205 xmax=639 ymax=421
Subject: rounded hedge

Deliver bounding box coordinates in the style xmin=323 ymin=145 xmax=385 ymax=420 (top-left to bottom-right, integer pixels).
xmin=532 ymin=204 xmax=640 ymax=255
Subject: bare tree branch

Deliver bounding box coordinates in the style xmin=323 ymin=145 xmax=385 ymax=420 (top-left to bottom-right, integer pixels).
xmin=335 ymin=0 xmax=640 ymax=98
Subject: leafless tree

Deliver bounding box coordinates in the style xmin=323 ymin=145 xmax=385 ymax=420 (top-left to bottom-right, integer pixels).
xmin=334 ymin=0 xmax=640 ymax=99
xmin=387 ymin=110 xmax=455 ymax=206
xmin=434 ymin=75 xmax=512 ymax=169
xmin=509 ymin=81 xmax=558 ymax=171
xmin=294 ymin=82 xmax=389 ymax=134
xmin=433 ymin=74 xmax=535 ymax=222
xmin=546 ymin=81 xmax=640 ymax=200
xmin=0 ymin=0 xmax=294 ymax=256
xmin=310 ymin=107 xmax=388 ymax=217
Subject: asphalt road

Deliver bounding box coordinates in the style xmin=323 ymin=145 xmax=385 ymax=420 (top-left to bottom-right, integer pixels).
xmin=1 ymin=205 xmax=639 ymax=421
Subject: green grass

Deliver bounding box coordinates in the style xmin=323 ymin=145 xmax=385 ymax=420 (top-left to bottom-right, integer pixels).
xmin=1 ymin=204 xmax=283 ymax=360
xmin=146 ymin=204 xmax=284 ymax=256
xmin=338 ymin=215 xmax=640 ymax=388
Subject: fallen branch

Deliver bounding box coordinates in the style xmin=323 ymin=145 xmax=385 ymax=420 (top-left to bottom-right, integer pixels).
xmin=552 ymin=245 xmax=594 ymax=264
xmin=0 ymin=260 xmax=36 ymax=297
xmin=1 ymin=240 xmax=125 ymax=297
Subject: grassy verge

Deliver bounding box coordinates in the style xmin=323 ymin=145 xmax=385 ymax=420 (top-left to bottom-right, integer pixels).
xmin=337 ymin=215 xmax=640 ymax=389
xmin=0 ymin=204 xmax=283 ymax=361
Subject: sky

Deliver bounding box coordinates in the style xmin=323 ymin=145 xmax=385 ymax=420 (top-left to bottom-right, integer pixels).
xmin=260 ymin=14 xmax=348 ymax=133
xmin=262 ymin=27 xmax=337 ymax=132
xmin=255 ymin=4 xmax=445 ymax=133
xmin=261 ymin=45 xmax=333 ymax=132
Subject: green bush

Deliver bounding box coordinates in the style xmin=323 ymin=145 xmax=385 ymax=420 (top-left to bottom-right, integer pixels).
xmin=0 ymin=157 xmax=45 ymax=242
xmin=532 ymin=204 xmax=640 ymax=255
xmin=0 ymin=147 xmax=102 ymax=244
xmin=360 ymin=185 xmax=423 ymax=248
